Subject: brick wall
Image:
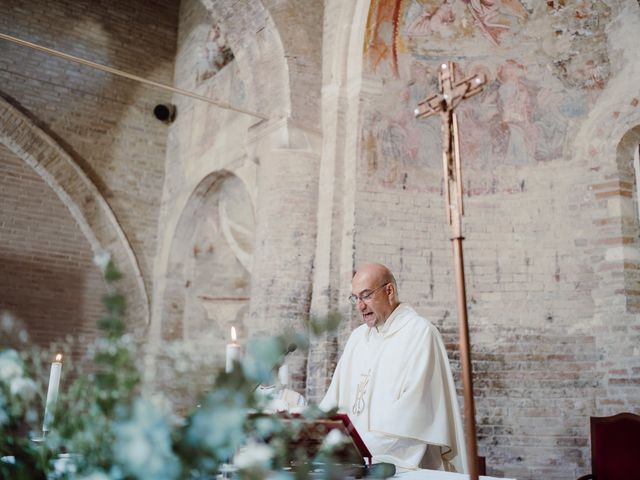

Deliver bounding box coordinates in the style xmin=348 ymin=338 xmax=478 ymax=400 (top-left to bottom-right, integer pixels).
xmin=0 ymin=0 xmax=179 ymax=305
xmin=319 ymin=1 xmax=640 ymax=478
xmin=0 ymin=0 xmax=178 ymax=351
xmin=350 ymin=113 xmax=632 ymax=479
xmin=0 ymin=145 xmax=105 ymax=358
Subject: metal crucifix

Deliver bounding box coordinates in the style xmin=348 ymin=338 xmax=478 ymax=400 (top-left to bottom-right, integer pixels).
xmin=414 ymin=61 xmax=486 ymax=480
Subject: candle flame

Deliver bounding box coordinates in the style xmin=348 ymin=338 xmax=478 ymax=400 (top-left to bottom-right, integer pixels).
xmin=55 ymin=353 xmax=63 ymax=362
xmin=231 ymin=326 xmax=237 ymax=342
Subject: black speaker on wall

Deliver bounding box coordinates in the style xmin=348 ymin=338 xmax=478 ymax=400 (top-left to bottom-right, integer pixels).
xmin=153 ymin=103 xmax=176 ymax=123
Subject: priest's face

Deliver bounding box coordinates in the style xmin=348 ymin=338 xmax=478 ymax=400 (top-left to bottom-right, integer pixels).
xmin=351 ymin=271 xmax=396 ymax=328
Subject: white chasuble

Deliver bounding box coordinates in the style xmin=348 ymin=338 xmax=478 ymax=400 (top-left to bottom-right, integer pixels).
xmin=319 ymin=304 xmax=467 ymax=473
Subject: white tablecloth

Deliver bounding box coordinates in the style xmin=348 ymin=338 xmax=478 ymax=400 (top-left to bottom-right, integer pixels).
xmin=396 ymin=470 xmax=515 ymax=480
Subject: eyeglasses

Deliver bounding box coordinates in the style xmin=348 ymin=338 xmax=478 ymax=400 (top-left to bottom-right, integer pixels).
xmin=348 ymin=283 xmax=390 ymax=305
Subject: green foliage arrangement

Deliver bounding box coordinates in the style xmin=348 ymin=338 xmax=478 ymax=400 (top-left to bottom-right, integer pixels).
xmin=0 ymin=255 xmax=376 ymax=480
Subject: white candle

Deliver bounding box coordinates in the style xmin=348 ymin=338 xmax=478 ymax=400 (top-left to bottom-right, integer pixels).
xmin=43 ymin=353 xmax=63 ymax=433
xmin=278 ymin=364 xmax=289 ymax=386
xmin=225 ymin=326 xmax=241 ymax=373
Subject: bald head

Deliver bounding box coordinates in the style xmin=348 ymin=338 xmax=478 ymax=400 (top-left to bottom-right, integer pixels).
xmin=351 ymin=263 xmax=400 ymax=327
xmin=353 ymin=263 xmax=397 ymax=292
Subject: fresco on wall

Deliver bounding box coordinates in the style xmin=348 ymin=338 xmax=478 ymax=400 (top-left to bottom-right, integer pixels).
xmin=161 ymin=173 xmax=254 ymax=346
xmin=365 ymin=0 xmax=528 ymax=77
xmin=189 ymin=61 xmax=247 ymax=160
xmin=196 ymin=24 xmax=234 ymax=85
xmin=361 ymin=0 xmax=609 ymax=189
xmin=187 ymin=174 xmax=254 ymax=342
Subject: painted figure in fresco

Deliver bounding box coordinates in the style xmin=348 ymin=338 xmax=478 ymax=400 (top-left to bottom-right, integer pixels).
xmin=462 ymin=0 xmax=528 ymax=45
xmin=364 ymin=81 xmax=441 ymax=188
xmin=197 ymin=25 xmax=234 ymax=84
xmin=404 ymin=0 xmax=527 ymax=45
xmin=406 ymin=0 xmax=456 ymax=37
xmin=496 ymin=60 xmax=538 ymax=164
xmin=532 ymin=81 xmax=584 ymax=162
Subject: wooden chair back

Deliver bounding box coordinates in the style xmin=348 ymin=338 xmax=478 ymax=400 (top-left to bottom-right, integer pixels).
xmin=588 ymin=412 xmax=640 ymax=480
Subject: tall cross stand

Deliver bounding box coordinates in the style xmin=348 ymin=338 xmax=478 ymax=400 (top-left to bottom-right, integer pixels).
xmin=414 ymin=62 xmax=485 ymax=479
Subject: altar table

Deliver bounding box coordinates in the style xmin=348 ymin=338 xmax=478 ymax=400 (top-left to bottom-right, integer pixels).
xmin=396 ymin=470 xmax=515 ymax=480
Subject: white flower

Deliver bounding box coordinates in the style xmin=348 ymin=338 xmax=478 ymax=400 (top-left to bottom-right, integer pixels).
xmin=234 ymin=441 xmax=274 ymax=470
xmin=149 ymin=393 xmax=171 ymax=414
xmin=10 ymin=377 xmax=37 ymax=401
xmin=25 ymin=407 xmax=37 ymax=423
xmin=77 ymin=472 xmax=109 ymax=480
xmin=188 ymin=401 xmax=247 ymax=459
xmin=254 ymin=416 xmax=281 ymax=438
xmin=0 ymin=350 xmax=23 ymax=383
xmin=93 ymin=250 xmax=111 ymax=273
xmin=0 ymin=312 xmax=15 ymax=331
xmin=113 ymin=398 xmax=179 ymax=480
xmin=52 ymin=453 xmax=78 ymax=476
xmin=0 ymin=313 xmax=29 ymax=344
xmin=149 ymin=393 xmax=184 ymax=427
xmin=322 ymin=428 xmax=347 ymax=450
xmin=17 ymin=329 xmax=29 ymax=343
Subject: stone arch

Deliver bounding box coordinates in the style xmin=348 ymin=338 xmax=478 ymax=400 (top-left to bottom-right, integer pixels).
xmin=615 ymin=124 xmax=640 ymax=312
xmin=198 ymin=0 xmax=291 ymax=121
xmin=0 ymin=95 xmax=150 ymax=327
xmin=262 ymin=1 xmax=323 ymax=129
xmin=196 ymin=1 xmax=324 ymax=129
xmin=570 ymin=0 xmax=640 ymax=316
xmin=161 ymin=170 xmax=254 ymax=345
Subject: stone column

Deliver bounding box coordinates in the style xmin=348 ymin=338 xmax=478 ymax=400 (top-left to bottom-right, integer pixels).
xmin=247 ymin=118 xmax=321 ymax=392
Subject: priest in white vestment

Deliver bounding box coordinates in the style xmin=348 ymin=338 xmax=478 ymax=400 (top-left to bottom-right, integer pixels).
xmin=319 ymin=263 xmax=467 ymax=473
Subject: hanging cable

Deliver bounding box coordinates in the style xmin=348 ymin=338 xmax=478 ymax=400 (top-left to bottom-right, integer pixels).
xmin=0 ymin=32 xmax=269 ymax=121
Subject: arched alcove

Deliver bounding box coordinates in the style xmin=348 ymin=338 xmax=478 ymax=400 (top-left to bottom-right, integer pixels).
xmin=615 ymin=124 xmax=640 ymax=312
xmin=0 ymin=144 xmax=105 ymax=357
xmin=161 ymin=170 xmax=255 ymax=347
xmin=198 ymin=0 xmax=290 ymax=120
xmin=0 ymin=95 xmax=149 ymax=329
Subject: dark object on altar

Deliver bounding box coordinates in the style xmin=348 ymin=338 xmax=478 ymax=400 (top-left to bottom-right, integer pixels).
xmin=577 ymin=412 xmax=640 ymax=480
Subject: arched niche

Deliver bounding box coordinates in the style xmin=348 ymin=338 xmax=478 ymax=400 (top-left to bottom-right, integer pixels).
xmin=0 ymin=95 xmax=149 ymax=329
xmin=198 ymin=0 xmax=290 ymax=120
xmin=615 ymin=124 xmax=640 ymax=312
xmin=0 ymin=144 xmax=105 ymax=357
xmin=161 ymin=170 xmax=255 ymax=348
